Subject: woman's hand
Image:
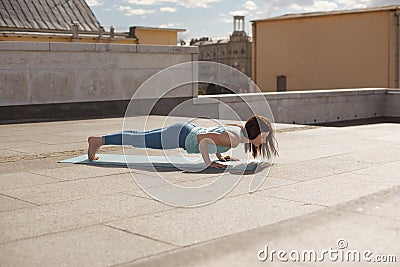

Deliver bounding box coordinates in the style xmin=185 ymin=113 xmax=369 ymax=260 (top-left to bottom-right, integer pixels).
xmin=217 ymin=154 xmax=239 ymax=162
xmin=222 ymin=155 xmax=239 ymax=162
xmin=209 ymin=161 xmax=227 ymax=169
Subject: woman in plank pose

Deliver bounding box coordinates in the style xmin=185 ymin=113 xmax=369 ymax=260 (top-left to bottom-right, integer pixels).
xmin=88 ymin=115 xmax=278 ymax=169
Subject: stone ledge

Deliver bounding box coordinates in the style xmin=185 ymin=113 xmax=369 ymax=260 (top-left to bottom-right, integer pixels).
xmin=197 ymin=88 xmax=389 ymax=103
xmin=137 ymin=45 xmax=174 ymax=53
xmin=93 ymin=44 xmax=138 ymax=53
xmin=0 ymin=41 xmax=50 ymax=51
xmin=49 ymin=42 xmax=96 ymax=52
xmin=387 ymin=89 xmax=400 ymax=95
xmin=173 ymin=46 xmax=198 ymax=54
xmin=0 ymin=42 xmax=198 ymax=54
xmin=107 ymin=44 xmax=137 ymax=53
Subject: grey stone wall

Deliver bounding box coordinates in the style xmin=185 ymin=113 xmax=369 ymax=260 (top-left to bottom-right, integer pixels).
xmin=0 ymin=41 xmax=198 ymax=106
xmin=192 ymin=88 xmax=399 ymax=124
xmin=385 ymin=90 xmax=400 ymax=118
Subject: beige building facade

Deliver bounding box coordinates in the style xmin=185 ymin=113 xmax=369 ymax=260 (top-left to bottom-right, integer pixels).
xmin=129 ymin=27 xmax=184 ymax=45
xmin=252 ymin=6 xmax=400 ymax=91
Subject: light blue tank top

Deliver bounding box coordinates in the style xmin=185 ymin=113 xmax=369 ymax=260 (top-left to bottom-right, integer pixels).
xmin=184 ymin=125 xmax=243 ymax=154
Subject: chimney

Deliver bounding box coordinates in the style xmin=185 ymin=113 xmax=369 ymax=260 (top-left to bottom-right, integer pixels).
xmin=71 ymin=21 xmax=80 ymax=41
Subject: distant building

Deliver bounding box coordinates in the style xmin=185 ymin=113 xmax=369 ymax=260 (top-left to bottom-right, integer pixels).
xmin=128 ymin=26 xmax=185 ymax=45
xmin=0 ymin=0 xmax=183 ymax=45
xmin=191 ymin=16 xmax=252 ymax=93
xmin=252 ymin=5 xmax=400 ymax=92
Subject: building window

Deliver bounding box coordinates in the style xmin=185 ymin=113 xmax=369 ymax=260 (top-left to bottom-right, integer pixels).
xmin=277 ymin=75 xmax=287 ymax=92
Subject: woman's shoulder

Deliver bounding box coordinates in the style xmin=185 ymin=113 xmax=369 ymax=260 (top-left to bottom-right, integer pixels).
xmin=224 ymin=125 xmax=243 ymax=135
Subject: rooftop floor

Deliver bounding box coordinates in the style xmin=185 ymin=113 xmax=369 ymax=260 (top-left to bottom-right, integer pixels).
xmin=0 ymin=116 xmax=399 ymax=266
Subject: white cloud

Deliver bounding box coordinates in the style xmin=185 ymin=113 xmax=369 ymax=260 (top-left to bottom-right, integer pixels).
xmin=125 ymin=0 xmax=176 ymax=5
xmin=86 ymin=0 xmax=103 ymax=6
xmin=124 ymin=0 xmax=220 ymax=8
xmin=313 ymin=1 xmax=338 ymax=11
xmin=178 ymin=0 xmax=221 ymax=8
xmin=229 ymin=10 xmax=249 ymax=16
xmin=243 ymin=1 xmax=257 ymax=10
xmin=159 ymin=23 xmax=182 ymax=28
xmin=160 ymin=6 xmax=177 ymax=12
xmin=116 ymin=5 xmax=155 ymax=15
xmin=290 ymin=1 xmax=338 ymax=12
xmin=336 ymin=0 xmax=370 ymax=9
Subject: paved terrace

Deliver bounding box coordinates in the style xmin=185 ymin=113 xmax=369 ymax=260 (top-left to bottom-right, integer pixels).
xmin=0 ymin=116 xmax=399 ymax=266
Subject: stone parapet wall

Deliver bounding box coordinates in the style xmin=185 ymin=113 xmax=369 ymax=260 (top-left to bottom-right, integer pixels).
xmin=0 ymin=41 xmax=198 ymax=107
xmin=193 ymin=88 xmax=398 ymax=124
xmin=385 ymin=90 xmax=400 ymax=118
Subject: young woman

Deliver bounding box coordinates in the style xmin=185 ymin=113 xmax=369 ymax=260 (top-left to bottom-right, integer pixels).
xmin=87 ymin=115 xmax=278 ymax=169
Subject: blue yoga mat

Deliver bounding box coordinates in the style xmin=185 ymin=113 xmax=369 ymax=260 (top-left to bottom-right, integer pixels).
xmin=59 ymin=154 xmax=259 ymax=171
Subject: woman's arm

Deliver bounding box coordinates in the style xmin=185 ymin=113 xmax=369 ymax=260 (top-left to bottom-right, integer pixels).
xmin=197 ymin=133 xmax=232 ymax=168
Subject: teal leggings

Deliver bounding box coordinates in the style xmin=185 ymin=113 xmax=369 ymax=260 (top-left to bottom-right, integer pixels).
xmin=102 ymin=122 xmax=195 ymax=150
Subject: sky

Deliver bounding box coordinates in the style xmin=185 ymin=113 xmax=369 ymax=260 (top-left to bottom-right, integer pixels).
xmin=86 ymin=0 xmax=400 ymax=42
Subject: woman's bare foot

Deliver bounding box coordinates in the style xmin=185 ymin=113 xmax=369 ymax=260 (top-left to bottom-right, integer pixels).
xmin=88 ymin=136 xmax=103 ymax=160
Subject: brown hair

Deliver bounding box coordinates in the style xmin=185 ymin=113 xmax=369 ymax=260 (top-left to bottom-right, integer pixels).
xmin=242 ymin=116 xmax=278 ymax=159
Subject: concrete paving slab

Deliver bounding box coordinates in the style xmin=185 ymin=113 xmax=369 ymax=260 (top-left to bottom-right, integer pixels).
xmin=287 ymin=126 xmax=344 ymax=137
xmin=0 ymin=173 xmax=139 ymax=205
xmin=127 ymin=163 xmax=244 ymax=181
xmin=30 ymin=164 xmax=129 ymax=181
xmin=0 ymin=132 xmax=45 ymax=143
xmin=277 ymin=130 xmax=398 ymax=153
xmin=10 ymin=142 xmax=87 ymax=155
xmin=106 ymin=193 xmax=323 ymax=247
xmin=323 ymin=137 xmax=397 ymax=152
xmin=0 ymin=157 xmax=67 ymax=175
xmin=124 ymin=176 xmax=296 ymax=200
xmin=270 ymin=156 xmax=377 ymax=181
xmin=0 ymin=172 xmax=60 ymax=189
xmin=322 ymin=146 xmax=400 ymax=164
xmin=127 ymin=187 xmax=400 ymax=267
xmin=339 ymin=186 xmax=400 ymax=221
xmin=30 ymin=135 xmax=87 ymax=145
xmin=1 ymin=134 xmax=47 ymax=147
xmin=52 ymin=130 xmax=117 ymax=138
xmin=0 ymin=225 xmax=176 ymax=267
xmin=0 ymin=140 xmax=45 ymax=150
xmin=273 ymin=144 xmax=355 ymax=164
xmin=183 ymin=176 xmax=297 ymax=198
xmin=342 ymin=122 xmax=400 ymax=133
xmin=257 ymin=172 xmax=395 ymax=207
xmin=130 ymin=169 xmax=225 ymax=183
xmin=351 ymin=161 xmax=400 ymax=180
xmin=1 ymin=148 xmax=34 ymax=157
xmin=0 ymin=193 xmax=172 ymax=244
xmin=0 ymin=194 xmax=36 ymax=212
